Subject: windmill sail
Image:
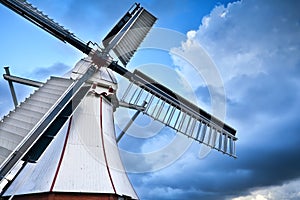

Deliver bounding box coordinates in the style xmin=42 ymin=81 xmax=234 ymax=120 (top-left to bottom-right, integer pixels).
xmin=103 ymin=4 xmax=157 ymax=66
xmin=0 ymin=64 xmax=96 ymax=182
xmin=118 ymin=69 xmax=237 ymax=157
xmin=102 ymin=3 xmax=141 ymax=48
xmin=0 ymin=77 xmax=69 ymax=179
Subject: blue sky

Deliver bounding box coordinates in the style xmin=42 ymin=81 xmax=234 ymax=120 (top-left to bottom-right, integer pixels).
xmin=1 ymin=0 xmax=300 ymax=200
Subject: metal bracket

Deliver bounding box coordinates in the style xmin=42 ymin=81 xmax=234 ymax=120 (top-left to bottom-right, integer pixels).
xmin=3 ymin=66 xmax=44 ymax=108
xmin=4 ymin=67 xmax=18 ymax=108
xmin=118 ymin=101 xmax=146 ymax=111
xmin=116 ymin=101 xmax=147 ymax=143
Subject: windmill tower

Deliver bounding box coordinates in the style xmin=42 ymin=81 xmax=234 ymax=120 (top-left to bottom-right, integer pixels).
xmin=0 ymin=0 xmax=237 ymax=199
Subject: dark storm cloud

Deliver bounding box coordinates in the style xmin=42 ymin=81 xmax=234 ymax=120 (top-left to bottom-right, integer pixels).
xmin=192 ymin=0 xmax=300 ymax=199
xmin=134 ymin=119 xmax=300 ymax=199
xmin=132 ymin=0 xmax=300 ymax=199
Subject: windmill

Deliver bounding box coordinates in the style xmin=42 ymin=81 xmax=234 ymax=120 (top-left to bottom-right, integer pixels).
xmin=0 ymin=0 xmax=237 ymax=199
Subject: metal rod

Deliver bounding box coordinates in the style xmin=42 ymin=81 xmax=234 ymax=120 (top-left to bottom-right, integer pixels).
xmin=184 ymin=115 xmax=192 ymax=134
xmin=143 ymin=89 xmax=150 ymax=103
xmin=118 ymin=101 xmax=145 ymax=111
xmin=166 ymin=106 xmax=176 ymax=125
xmin=4 ymin=67 xmax=18 ymax=107
xmin=133 ymin=88 xmax=144 ymax=105
xmin=173 ymin=110 xmax=182 ymax=130
xmin=233 ymin=139 xmax=236 ymax=157
xmin=117 ymin=101 xmax=147 ymax=143
xmin=162 ymin=104 xmax=171 ymax=123
xmin=207 ymin=127 xmax=212 ymax=146
xmin=200 ymin=123 xmax=207 ymax=142
xmin=3 ymin=74 xmax=43 ymax=88
xmin=129 ymin=86 xmax=139 ymax=104
xmin=151 ymin=98 xmax=161 ymax=116
xmin=229 ymin=137 xmax=233 ymax=155
xmin=195 ymin=121 xmax=202 ymax=139
xmin=178 ymin=112 xmax=186 ymax=132
xmin=189 ymin=117 xmax=197 ymax=137
xmin=223 ymin=134 xmax=228 ymax=153
xmin=145 ymin=94 xmax=154 ymax=113
xmin=211 ymin=129 xmax=217 ymax=147
xmin=155 ymin=101 xmax=165 ymax=120
xmin=121 ymin=81 xmax=134 ymax=101
xmin=218 ymin=133 xmax=223 ymax=151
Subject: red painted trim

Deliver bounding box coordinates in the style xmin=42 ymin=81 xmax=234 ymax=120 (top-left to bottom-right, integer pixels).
xmin=110 ymin=109 xmax=139 ymax=198
xmin=100 ymin=96 xmax=117 ymax=194
xmin=50 ymin=117 xmax=73 ymax=192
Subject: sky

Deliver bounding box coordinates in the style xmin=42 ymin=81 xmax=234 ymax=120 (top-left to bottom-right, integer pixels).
xmin=0 ymin=0 xmax=300 ymax=200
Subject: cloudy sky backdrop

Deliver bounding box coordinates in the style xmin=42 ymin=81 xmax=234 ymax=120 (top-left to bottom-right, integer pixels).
xmin=0 ymin=0 xmax=299 ymax=199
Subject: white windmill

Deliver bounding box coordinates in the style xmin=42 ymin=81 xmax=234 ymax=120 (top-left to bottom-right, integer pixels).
xmin=0 ymin=0 xmax=237 ymax=199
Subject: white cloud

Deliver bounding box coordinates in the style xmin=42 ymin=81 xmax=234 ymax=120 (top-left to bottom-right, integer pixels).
xmin=202 ymin=16 xmax=211 ymax=29
xmin=168 ymin=0 xmax=300 ymax=199
xmin=172 ymin=0 xmax=300 ymax=122
xmin=170 ymin=33 xmax=227 ymax=119
xmin=232 ymin=178 xmax=300 ymax=200
xmin=187 ymin=30 xmax=197 ymax=39
xmin=233 ymin=194 xmax=268 ymax=200
xmin=194 ymin=0 xmax=300 ymax=87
